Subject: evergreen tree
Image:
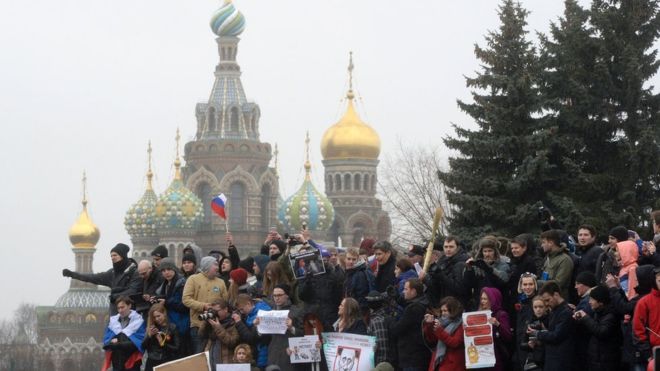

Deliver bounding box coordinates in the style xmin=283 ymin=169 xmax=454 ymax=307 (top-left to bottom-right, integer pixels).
xmin=439 ymin=0 xmax=551 ymax=241
xmin=537 ymin=0 xmax=629 ymax=234
xmin=588 ymin=0 xmax=660 ymax=233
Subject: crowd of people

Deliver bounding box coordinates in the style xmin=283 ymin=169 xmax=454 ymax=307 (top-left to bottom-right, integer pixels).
xmin=61 ymin=212 xmax=660 ymax=371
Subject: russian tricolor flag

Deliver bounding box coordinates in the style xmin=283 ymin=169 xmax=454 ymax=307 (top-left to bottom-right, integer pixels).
xmin=211 ymin=193 xmax=227 ymax=219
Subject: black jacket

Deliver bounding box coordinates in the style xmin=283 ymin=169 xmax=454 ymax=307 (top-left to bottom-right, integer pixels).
xmin=536 ymin=301 xmax=575 ymax=371
xmin=142 ymin=323 xmax=180 ymax=364
xmin=575 ymin=243 xmax=604 ymax=277
xmin=299 ymin=262 xmax=343 ymax=332
xmin=578 ymin=305 xmax=622 ymax=371
xmin=426 ymin=250 xmax=469 ymax=307
xmin=341 ymin=319 xmax=367 ymax=335
xmin=135 ymin=268 xmax=163 ymax=316
xmin=344 ymin=262 xmax=372 ymax=309
xmin=388 ymin=295 xmax=430 ymax=368
xmin=375 ymin=255 xmax=397 ymax=293
xmin=68 ymin=259 xmax=141 ymax=315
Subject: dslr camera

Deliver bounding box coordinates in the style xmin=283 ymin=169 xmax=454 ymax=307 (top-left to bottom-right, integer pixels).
xmin=198 ymin=309 xmax=217 ymax=321
xmin=149 ymin=296 xmax=165 ymax=305
xmin=521 ymin=319 xmax=543 ymax=349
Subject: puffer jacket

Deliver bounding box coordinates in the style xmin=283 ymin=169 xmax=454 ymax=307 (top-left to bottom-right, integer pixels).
xmin=344 ymin=260 xmax=373 ymax=309
xmin=235 ymin=300 xmax=271 ymax=368
xmin=426 ymin=250 xmax=469 ymax=307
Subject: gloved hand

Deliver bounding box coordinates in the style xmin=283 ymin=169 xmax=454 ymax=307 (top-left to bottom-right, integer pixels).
xmin=474 ymin=259 xmax=492 ymax=272
xmin=62 ymin=269 xmax=73 ymax=277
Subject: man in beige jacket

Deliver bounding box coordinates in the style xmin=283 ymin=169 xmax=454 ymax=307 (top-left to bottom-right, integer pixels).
xmin=183 ymin=256 xmax=228 ymax=353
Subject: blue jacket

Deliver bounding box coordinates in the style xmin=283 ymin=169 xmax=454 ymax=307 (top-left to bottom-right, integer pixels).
xmin=247 ymin=301 xmax=272 ymax=367
xmin=396 ymin=269 xmax=418 ymax=295
xmin=157 ymin=275 xmax=190 ymax=336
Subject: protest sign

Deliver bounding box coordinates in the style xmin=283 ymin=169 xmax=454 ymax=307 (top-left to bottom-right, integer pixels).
xmin=289 ymin=335 xmax=322 ymax=363
xmin=154 ymin=352 xmax=210 ymax=371
xmin=322 ymin=332 xmax=375 ymax=371
xmin=462 ymin=310 xmax=496 ymax=369
xmin=289 ymin=249 xmax=325 ymax=279
xmin=256 ymin=309 xmax=289 ymax=334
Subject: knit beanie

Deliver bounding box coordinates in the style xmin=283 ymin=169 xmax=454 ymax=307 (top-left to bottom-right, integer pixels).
xmin=230 ymin=268 xmax=249 ymax=286
xmin=589 ymin=285 xmax=611 ymax=304
xmin=238 ymin=257 xmax=255 ymax=275
xmin=575 ymin=271 xmax=598 ymax=288
xmin=274 ymin=283 xmax=291 ymax=297
xmin=151 ymin=245 xmax=168 ymax=259
xmin=182 ymin=253 xmax=197 ymax=265
xmin=111 ymin=243 xmax=130 ymax=260
xmin=200 ymin=256 xmax=217 ymax=273
xmin=609 ymin=226 xmax=629 ymax=243
xmin=254 ymin=255 xmax=270 ymax=274
xmin=360 ymin=239 xmax=376 ymax=255
xmin=159 ymin=258 xmax=178 ymax=272
xmin=271 ymin=240 xmax=287 ymax=254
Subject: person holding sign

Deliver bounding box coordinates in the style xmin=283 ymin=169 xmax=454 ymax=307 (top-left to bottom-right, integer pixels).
xmin=478 ymin=287 xmax=512 ymax=371
xmin=254 ymin=283 xmax=302 ymax=371
xmin=423 ymin=296 xmax=465 ymax=371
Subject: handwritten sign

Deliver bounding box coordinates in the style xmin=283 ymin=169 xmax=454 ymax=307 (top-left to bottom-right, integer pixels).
xmin=462 ymin=310 xmax=496 ymax=369
xmin=289 ymin=335 xmax=322 ymax=364
xmin=256 ymin=309 xmax=289 ymax=334
xmin=322 ymin=332 xmax=375 ymax=371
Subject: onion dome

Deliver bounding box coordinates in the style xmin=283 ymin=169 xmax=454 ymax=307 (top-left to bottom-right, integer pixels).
xmin=155 ymin=130 xmax=203 ymax=231
xmin=68 ymin=172 xmax=100 ymax=249
xmin=210 ymin=0 xmax=246 ymax=37
xmin=278 ymin=133 xmax=334 ymax=231
xmin=55 ymin=288 xmax=110 ymax=309
xmin=125 ymin=142 xmax=158 ymax=238
xmin=321 ymin=52 xmax=381 ymax=160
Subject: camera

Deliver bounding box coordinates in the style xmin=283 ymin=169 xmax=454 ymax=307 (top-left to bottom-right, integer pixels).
xmin=284 ymin=233 xmax=302 ymax=247
xmin=149 ymin=296 xmax=165 ymax=305
xmin=198 ymin=310 xmax=217 ymax=321
xmin=521 ymin=320 xmax=543 ymax=350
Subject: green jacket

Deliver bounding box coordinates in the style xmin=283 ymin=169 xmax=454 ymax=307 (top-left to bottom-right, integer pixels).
xmin=540 ymin=249 xmax=574 ymax=299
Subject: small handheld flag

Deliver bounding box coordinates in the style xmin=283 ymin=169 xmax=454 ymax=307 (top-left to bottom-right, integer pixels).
xmin=211 ymin=194 xmax=227 ymax=220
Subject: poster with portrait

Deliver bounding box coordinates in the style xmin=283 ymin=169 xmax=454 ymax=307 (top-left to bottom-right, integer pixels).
xmin=289 ymin=249 xmax=325 ymax=279
xmin=289 ymin=335 xmax=322 ymax=363
xmin=462 ymin=310 xmax=496 ymax=369
xmin=256 ymin=309 xmax=289 ymax=334
xmin=321 ymin=332 xmax=375 ymax=371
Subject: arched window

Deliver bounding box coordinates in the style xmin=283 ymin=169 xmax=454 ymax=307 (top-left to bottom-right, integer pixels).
xmin=327 ymin=175 xmax=333 ymax=192
xmin=229 ymin=182 xmax=245 ymax=229
xmin=371 ymin=174 xmax=377 ymax=191
xmin=335 ymin=174 xmax=342 ymax=191
xmin=198 ymin=183 xmax=213 ymax=224
xmin=230 ymin=107 xmax=240 ymax=132
xmin=363 ymin=173 xmax=369 ymax=191
xmin=352 ymin=222 xmax=366 ymax=246
xmin=354 ymin=174 xmax=361 ymax=191
xmin=208 ymin=107 xmax=216 ymax=132
xmin=344 ymin=174 xmax=352 ymax=191
xmin=261 ymin=184 xmax=272 ymax=229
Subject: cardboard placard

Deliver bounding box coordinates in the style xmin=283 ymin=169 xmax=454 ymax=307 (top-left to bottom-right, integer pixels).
xmin=154 ymin=352 xmax=210 ymax=371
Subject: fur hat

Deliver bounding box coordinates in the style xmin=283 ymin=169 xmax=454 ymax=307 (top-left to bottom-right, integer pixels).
xmin=609 ymin=226 xmax=629 ymax=243
xmin=200 ymin=256 xmax=217 ymax=273
xmin=589 ymin=285 xmax=610 ymax=304
xmin=230 ymin=268 xmax=249 ymax=286
xmin=111 ymin=243 xmax=130 ymax=260
xmin=575 ymin=271 xmax=598 ymax=288
xmin=151 ymin=245 xmax=168 ymax=259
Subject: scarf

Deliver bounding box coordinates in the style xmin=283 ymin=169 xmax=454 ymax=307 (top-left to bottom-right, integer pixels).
xmin=433 ymin=317 xmax=461 ymax=368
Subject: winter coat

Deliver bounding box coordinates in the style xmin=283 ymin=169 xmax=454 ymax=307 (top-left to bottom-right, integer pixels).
xmin=264 ymin=300 xmax=303 ymax=371
xmin=199 ymin=317 xmax=239 ymax=365
xmin=335 ymin=318 xmax=367 ymax=335
xmin=595 ymin=246 xmax=619 ymax=284
xmin=344 ymin=261 xmax=373 ymax=309
xmin=182 ymin=272 xmax=228 ymax=329
xmin=423 ymin=320 xmax=465 ymax=371
xmin=375 ymin=254 xmax=397 ymax=293
xmin=618 ymin=240 xmax=639 ymax=299
xmin=574 ymin=243 xmax=604 ymax=277
xmin=156 ymin=275 xmax=190 ymax=337
xmin=235 ymin=301 xmax=271 ymax=368
xmin=68 ymin=258 xmax=141 ymax=315
xmin=536 ymin=301 xmax=575 ymax=371
xmin=396 ymin=268 xmax=418 ymax=295
xmin=507 ymin=253 xmax=538 ymax=299
xmin=389 ymin=295 xmax=431 ymax=369
xmin=426 ymin=250 xmax=469 ymax=307
xmin=135 ymin=268 xmax=164 ymax=317
xmin=298 ymin=262 xmax=343 ymax=331
xmin=513 ymin=296 xmax=534 ymax=371
xmin=482 ymin=287 xmax=512 ymax=371
xmin=464 ymin=246 xmax=511 ymax=310
xmin=539 ymin=249 xmax=574 ymax=301
xmin=633 ymin=288 xmax=660 ymax=360
xmin=142 ymin=323 xmax=180 ymax=370
xmin=577 ymin=305 xmax=622 ymax=371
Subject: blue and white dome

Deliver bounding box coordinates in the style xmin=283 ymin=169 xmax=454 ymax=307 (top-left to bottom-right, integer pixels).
xmin=210 ymin=0 xmax=246 ymax=37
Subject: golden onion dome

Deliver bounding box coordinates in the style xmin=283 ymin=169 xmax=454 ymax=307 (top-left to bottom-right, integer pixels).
xmin=68 ymin=172 xmax=100 ymax=248
xmin=321 ymin=92 xmax=381 ymax=160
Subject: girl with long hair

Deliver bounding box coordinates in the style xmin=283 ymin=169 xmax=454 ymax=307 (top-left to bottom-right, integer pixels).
xmin=333 ymin=297 xmax=367 ymax=334
xmin=142 ymin=303 xmax=180 ymax=371
xmin=423 ymin=296 xmax=465 ymax=371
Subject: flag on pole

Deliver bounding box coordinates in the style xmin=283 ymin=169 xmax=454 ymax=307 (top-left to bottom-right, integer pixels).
xmin=211 ymin=193 xmax=228 ymax=219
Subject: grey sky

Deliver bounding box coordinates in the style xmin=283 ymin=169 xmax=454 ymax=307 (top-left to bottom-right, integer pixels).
xmin=0 ymin=0 xmax=616 ymax=319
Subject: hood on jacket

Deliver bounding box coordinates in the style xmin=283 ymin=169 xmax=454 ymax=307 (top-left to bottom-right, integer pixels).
xmin=253 ymin=255 xmax=270 ymax=275
xmin=481 ymin=287 xmax=504 ymax=312
xmin=617 ymin=240 xmax=639 ymax=268
xmin=475 ymin=236 xmax=502 ymax=261
xmin=636 ymin=264 xmax=656 ymax=296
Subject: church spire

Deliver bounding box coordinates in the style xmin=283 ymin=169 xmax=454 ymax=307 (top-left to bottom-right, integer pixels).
xmin=174 ymin=128 xmax=182 ymax=181
xmin=304 ymin=131 xmax=312 ymax=180
xmin=347 ymin=51 xmax=355 ymax=100
xmin=146 ymin=141 xmax=154 ymax=191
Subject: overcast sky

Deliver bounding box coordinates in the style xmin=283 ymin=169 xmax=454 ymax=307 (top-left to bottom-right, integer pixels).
xmin=0 ymin=0 xmax=618 ymax=319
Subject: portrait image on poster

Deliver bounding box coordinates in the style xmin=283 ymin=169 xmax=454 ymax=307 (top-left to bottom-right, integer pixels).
xmin=332 ymin=346 xmax=361 ymax=371
xmin=289 ymin=249 xmax=325 ymax=279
